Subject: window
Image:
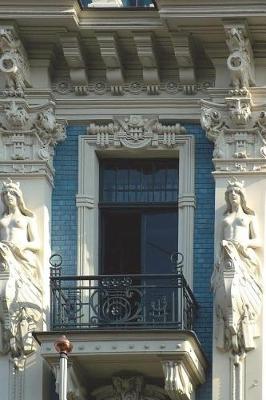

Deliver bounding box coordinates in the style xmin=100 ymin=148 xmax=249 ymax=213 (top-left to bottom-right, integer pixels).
xmin=76 ymin=118 xmax=195 ymax=286
xmin=99 ymin=159 xmax=178 ymax=274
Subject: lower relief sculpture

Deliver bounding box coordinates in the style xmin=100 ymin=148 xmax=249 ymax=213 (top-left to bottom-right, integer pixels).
xmin=0 ymin=179 xmax=42 ymax=370
xmin=211 ymin=178 xmax=262 ymax=400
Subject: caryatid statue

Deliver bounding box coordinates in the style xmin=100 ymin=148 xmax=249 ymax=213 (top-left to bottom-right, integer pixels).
xmin=0 ymin=179 xmax=42 ymax=369
xmin=211 ymin=178 xmax=262 ymax=355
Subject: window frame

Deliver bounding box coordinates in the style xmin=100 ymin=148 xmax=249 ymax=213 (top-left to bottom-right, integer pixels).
xmin=76 ymin=125 xmax=195 ymax=286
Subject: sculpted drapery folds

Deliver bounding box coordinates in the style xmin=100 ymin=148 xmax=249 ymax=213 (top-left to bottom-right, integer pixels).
xmin=0 ymin=179 xmax=42 ymax=369
xmin=211 ymin=178 xmax=262 ymax=355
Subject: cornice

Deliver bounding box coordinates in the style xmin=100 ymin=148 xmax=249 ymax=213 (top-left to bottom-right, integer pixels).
xmin=52 ymin=96 xmax=204 ymax=121
xmin=155 ymin=1 xmax=266 ymax=19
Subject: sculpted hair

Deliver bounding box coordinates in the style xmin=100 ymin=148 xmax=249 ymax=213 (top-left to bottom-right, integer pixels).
xmin=1 ymin=189 xmax=34 ymax=217
xmin=224 ymin=187 xmax=254 ymax=215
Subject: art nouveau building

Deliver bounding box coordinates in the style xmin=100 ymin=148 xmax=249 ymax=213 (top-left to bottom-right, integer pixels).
xmin=0 ymin=1 xmax=265 ymax=400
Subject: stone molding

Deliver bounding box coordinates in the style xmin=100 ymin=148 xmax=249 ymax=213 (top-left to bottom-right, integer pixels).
xmin=35 ymin=330 xmax=207 ymax=400
xmin=77 ymin=116 xmax=195 ymax=285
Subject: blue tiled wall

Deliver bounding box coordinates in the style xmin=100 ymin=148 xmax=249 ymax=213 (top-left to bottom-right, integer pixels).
xmin=185 ymin=124 xmax=214 ymax=400
xmin=52 ymin=123 xmax=214 ymax=400
xmin=52 ymin=125 xmax=86 ymax=275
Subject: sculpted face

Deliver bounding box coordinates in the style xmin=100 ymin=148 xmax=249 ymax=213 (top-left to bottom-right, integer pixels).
xmin=228 ymin=188 xmax=241 ymax=206
xmin=3 ymin=190 xmax=18 ymax=208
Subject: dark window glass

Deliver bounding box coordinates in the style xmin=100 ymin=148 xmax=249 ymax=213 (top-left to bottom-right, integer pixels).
xmin=100 ymin=159 xmax=179 ymax=204
xmin=100 ymin=159 xmax=178 ymax=275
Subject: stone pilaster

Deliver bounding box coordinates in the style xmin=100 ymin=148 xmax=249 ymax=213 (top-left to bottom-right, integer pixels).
xmin=0 ymin=24 xmax=67 ymax=400
xmin=201 ymin=28 xmax=266 ymax=397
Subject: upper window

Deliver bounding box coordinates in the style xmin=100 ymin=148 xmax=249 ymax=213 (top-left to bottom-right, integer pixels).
xmin=99 ymin=159 xmax=179 ymax=275
xmin=84 ymin=0 xmax=154 ymax=7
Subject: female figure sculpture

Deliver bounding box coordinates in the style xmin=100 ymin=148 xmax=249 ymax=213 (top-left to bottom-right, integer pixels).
xmin=212 ymin=179 xmax=262 ymax=355
xmin=0 ymin=179 xmax=42 ymax=366
xmin=0 ymin=179 xmax=40 ymax=279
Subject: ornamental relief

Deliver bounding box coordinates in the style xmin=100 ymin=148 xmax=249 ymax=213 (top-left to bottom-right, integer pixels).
xmin=201 ymin=88 xmax=266 ymax=168
xmin=92 ymin=376 xmax=169 ymax=400
xmin=0 ymin=100 xmax=66 ymax=165
xmin=52 ymin=78 xmax=214 ymax=97
xmin=88 ymin=116 xmax=186 ymax=149
xmin=0 ymin=26 xmax=30 ymax=97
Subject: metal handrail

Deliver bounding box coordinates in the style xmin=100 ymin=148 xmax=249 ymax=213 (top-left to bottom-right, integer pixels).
xmin=50 ymin=256 xmax=197 ymax=332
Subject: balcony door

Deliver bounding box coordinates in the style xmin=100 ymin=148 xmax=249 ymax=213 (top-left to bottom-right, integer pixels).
xmin=100 ymin=159 xmax=178 ymax=275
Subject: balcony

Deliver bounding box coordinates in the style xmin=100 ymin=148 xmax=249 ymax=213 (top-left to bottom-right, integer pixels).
xmin=50 ymin=268 xmax=196 ymax=332
xmin=34 ymin=255 xmax=207 ymax=400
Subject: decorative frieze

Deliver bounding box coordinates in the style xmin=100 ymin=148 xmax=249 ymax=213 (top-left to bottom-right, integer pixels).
xmin=52 ymin=79 xmax=213 ymax=96
xmin=88 ymin=115 xmax=186 ymax=149
xmin=0 ymin=26 xmax=30 ymax=97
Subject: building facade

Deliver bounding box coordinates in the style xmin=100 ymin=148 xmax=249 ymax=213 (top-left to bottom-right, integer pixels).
xmin=0 ymin=1 xmax=265 ymax=400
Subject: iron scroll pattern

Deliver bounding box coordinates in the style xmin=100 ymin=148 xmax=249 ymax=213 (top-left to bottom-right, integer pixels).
xmin=50 ymin=254 xmax=197 ymax=330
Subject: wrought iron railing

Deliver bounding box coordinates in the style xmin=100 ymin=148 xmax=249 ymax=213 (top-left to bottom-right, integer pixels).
xmin=50 ymin=254 xmax=197 ymax=331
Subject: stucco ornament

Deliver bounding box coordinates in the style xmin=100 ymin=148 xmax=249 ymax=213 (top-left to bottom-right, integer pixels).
xmin=92 ymin=376 xmax=168 ymax=400
xmin=88 ymin=115 xmax=186 ymax=149
xmin=0 ymin=99 xmax=66 ymax=182
xmin=225 ymin=24 xmax=255 ymax=89
xmin=0 ymin=179 xmax=42 ymax=369
xmin=0 ymin=26 xmax=30 ymax=97
xmin=201 ymin=88 xmax=266 ymax=171
xmin=162 ymin=360 xmax=193 ymax=400
xmin=211 ymin=178 xmax=262 ymax=355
